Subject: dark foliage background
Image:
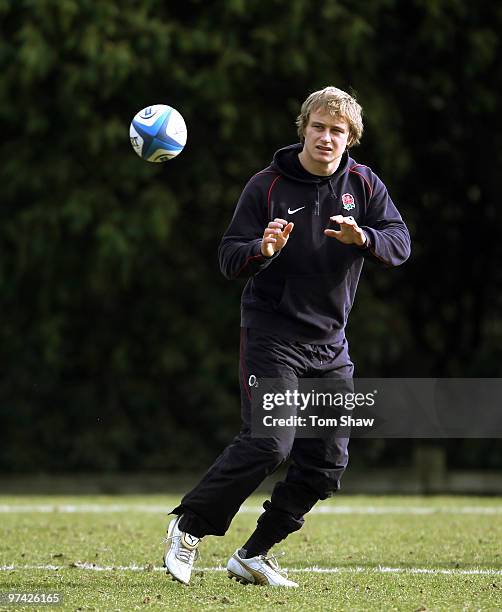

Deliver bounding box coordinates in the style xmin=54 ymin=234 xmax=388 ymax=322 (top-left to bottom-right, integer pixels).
xmin=1 ymin=0 xmax=501 ymax=474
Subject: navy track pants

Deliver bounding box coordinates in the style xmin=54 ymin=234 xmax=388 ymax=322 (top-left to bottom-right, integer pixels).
xmin=173 ymin=328 xmax=353 ymax=541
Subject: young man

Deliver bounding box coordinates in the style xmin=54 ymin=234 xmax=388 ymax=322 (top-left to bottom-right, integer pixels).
xmin=164 ymin=86 xmax=411 ymax=587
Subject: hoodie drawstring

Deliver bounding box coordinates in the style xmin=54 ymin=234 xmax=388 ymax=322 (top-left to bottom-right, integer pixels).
xmin=314 ymin=182 xmax=337 ymax=217
xmin=328 ymin=181 xmax=337 ymax=201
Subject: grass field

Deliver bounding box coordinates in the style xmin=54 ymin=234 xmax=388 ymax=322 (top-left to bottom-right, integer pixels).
xmin=1 ymin=494 xmax=502 ymax=611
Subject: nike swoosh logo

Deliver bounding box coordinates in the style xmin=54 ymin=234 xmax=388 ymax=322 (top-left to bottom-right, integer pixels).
xmin=287 ymin=206 xmax=305 ymax=215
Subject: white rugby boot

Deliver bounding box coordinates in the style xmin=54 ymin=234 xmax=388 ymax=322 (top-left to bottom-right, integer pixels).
xmin=227 ymin=549 xmax=298 ymax=587
xmin=163 ymin=515 xmax=200 ymax=585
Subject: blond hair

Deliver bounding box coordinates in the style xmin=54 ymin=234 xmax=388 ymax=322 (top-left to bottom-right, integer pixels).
xmin=296 ymin=86 xmax=363 ymax=147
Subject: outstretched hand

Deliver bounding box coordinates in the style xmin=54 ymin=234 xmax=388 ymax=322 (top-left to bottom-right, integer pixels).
xmin=325 ymin=215 xmax=367 ymax=246
xmin=261 ymin=218 xmax=294 ymax=257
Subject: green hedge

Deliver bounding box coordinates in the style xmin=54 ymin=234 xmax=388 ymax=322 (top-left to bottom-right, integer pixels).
xmin=1 ymin=0 xmax=501 ymax=472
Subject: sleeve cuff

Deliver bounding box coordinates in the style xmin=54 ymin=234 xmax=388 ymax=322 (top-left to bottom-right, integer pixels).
xmin=359 ymin=230 xmax=371 ymax=250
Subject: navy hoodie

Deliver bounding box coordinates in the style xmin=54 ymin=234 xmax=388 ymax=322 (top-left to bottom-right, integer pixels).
xmin=218 ymin=144 xmax=411 ymax=344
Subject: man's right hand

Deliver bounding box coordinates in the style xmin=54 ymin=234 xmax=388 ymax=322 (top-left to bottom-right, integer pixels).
xmin=261 ymin=218 xmax=294 ymax=257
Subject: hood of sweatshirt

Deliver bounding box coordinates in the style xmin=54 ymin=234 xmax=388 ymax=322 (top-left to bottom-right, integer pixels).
xmin=270 ymin=143 xmax=350 ymax=184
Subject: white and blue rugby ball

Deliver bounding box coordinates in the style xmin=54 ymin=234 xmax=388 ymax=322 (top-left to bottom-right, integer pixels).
xmin=129 ymin=104 xmax=187 ymax=162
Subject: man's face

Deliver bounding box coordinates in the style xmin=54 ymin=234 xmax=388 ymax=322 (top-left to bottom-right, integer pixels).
xmin=301 ymin=109 xmax=351 ymax=174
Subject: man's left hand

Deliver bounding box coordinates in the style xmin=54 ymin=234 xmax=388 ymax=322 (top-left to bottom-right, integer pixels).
xmin=324 ymin=215 xmax=367 ymax=246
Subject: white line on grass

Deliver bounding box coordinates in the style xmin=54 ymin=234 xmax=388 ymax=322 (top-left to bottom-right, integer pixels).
xmin=1 ymin=563 xmax=502 ymax=577
xmin=1 ymin=504 xmax=502 ymax=515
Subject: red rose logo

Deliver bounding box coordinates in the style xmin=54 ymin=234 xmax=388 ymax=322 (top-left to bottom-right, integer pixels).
xmin=342 ymin=193 xmax=355 ymax=210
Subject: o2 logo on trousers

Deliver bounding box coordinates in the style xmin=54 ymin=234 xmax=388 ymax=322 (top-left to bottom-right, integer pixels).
xmin=248 ymin=374 xmax=258 ymax=387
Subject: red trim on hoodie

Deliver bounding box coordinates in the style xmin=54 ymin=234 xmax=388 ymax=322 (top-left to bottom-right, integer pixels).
xmin=267 ymin=175 xmax=281 ymax=219
xmin=234 ymin=252 xmax=264 ymax=279
xmin=349 ymin=164 xmax=373 ymax=197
